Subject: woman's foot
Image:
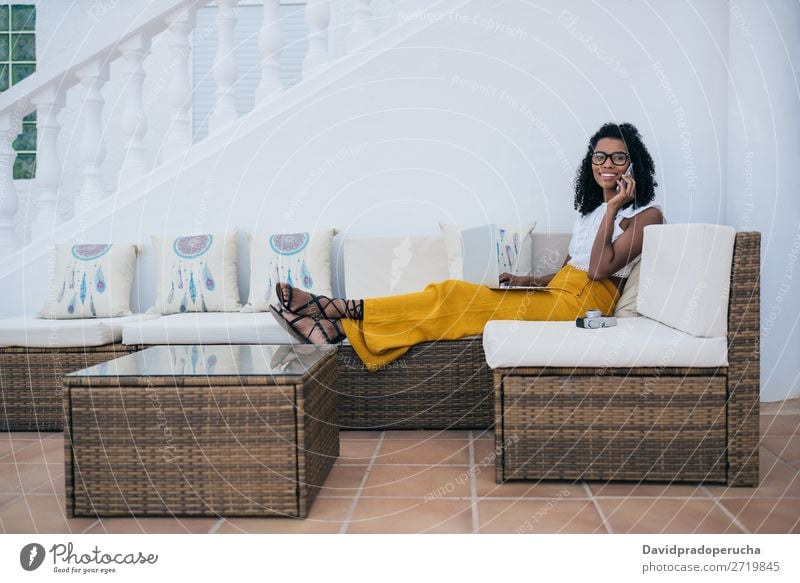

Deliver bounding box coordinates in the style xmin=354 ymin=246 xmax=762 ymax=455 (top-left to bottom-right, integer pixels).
xmin=269 ymin=305 xmax=346 ymax=345
xmin=276 ymin=282 xmax=363 ymax=320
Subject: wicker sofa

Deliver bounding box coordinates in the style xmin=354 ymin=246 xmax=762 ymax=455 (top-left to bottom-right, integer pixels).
xmin=119 ymin=231 xmax=572 ymax=430
xmin=485 ymin=227 xmax=760 ymax=486
xmin=0 ymin=316 xmax=152 ymax=430
xmin=1 ymin=226 xmax=760 ymax=490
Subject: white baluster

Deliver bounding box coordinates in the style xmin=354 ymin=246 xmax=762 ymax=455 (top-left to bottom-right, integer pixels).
xmin=303 ymin=0 xmax=331 ymax=77
xmin=75 ymin=61 xmax=109 ymax=215
xmin=347 ymin=0 xmax=374 ymax=53
xmin=118 ymin=33 xmax=151 ymax=188
xmin=0 ymin=112 xmax=21 ymax=257
xmin=163 ymin=7 xmax=196 ymax=157
xmin=208 ymin=0 xmax=240 ymax=134
xmin=256 ymin=0 xmax=284 ymax=104
xmin=30 ymin=87 xmax=66 ymax=241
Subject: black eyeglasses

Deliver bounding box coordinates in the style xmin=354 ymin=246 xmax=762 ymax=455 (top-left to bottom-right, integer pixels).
xmin=591 ymin=151 xmax=630 ymax=166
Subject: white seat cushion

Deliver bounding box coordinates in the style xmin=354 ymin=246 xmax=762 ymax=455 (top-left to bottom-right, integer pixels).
xmin=482 ymin=317 xmax=728 ymax=369
xmin=122 ymin=312 xmax=297 ymax=345
xmin=0 ymin=314 xmax=158 ymax=348
xmin=344 ymin=235 xmax=449 ymax=298
xmin=637 ymin=224 xmax=736 ymax=337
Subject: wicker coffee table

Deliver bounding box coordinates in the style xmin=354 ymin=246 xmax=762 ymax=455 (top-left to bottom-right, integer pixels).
xmin=63 ymin=344 xmax=338 ymax=518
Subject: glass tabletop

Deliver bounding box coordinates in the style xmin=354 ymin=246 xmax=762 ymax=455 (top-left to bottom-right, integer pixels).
xmin=66 ymin=345 xmax=337 ymax=378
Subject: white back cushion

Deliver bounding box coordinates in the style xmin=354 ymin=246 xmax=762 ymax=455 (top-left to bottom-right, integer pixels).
xmin=530 ymin=231 xmax=571 ymax=277
xmin=636 ymin=224 xmax=736 ymax=338
xmin=439 ymin=223 xmax=537 ymax=278
xmin=344 ymin=236 xmax=450 ymax=298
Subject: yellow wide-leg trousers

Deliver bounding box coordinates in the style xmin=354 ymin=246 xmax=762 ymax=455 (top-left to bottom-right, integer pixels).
xmin=341 ymin=264 xmax=620 ymax=371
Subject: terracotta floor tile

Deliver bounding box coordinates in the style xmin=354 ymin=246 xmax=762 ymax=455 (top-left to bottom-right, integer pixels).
xmin=336 ymin=439 xmax=378 ymax=465
xmin=317 ymin=464 xmax=368 ymax=498
xmin=0 ymin=440 xmax=14 ymax=459
xmin=472 ymin=429 xmax=495 ymax=441
xmin=363 ymin=465 xmax=472 ymax=498
xmin=339 ymin=431 xmax=383 ymax=441
xmin=382 ymin=430 xmax=472 ymax=440
xmin=0 ymin=439 xmax=37 ymax=461
xmin=720 ymin=498 xmax=800 ymax=533
xmin=84 ymin=517 xmax=219 ymax=534
xmin=478 ymin=499 xmax=605 ymax=533
xmin=475 ymin=459 xmax=586 ymax=499
xmin=31 ymin=474 xmax=66 ymax=496
xmin=472 ymin=437 xmax=502 ymax=468
xmin=217 ymin=498 xmax=352 ymax=533
xmin=375 ymin=438 xmax=470 ymax=466
xmin=472 ymin=438 xmax=586 ymax=499
xmin=598 ymin=498 xmax=744 ymax=533
xmin=588 ymin=481 xmax=710 ymax=498
xmin=705 ymin=448 xmax=800 ymax=499
xmin=761 ymin=436 xmax=800 ymax=468
xmin=0 ymin=495 xmax=96 ymax=534
xmin=760 ymin=415 xmax=800 ymax=436
xmin=3 ymin=437 xmax=64 ymax=464
xmin=0 ymin=463 xmax=62 ymax=494
xmin=347 ymin=498 xmax=473 ymax=533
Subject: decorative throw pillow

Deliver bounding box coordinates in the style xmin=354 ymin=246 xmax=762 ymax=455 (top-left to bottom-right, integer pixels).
xmin=439 ymin=222 xmax=537 ymax=279
xmin=152 ymin=231 xmax=241 ymax=314
xmin=242 ymin=228 xmax=336 ymax=312
xmin=38 ymin=243 xmax=138 ymax=319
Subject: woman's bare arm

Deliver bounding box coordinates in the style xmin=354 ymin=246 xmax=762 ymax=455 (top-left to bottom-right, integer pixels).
xmin=588 ymin=207 xmax=663 ymax=280
xmin=587 ymin=169 xmax=664 ymax=280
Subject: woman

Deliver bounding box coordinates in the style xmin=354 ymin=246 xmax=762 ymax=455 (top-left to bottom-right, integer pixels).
xmin=270 ymin=122 xmax=664 ymax=370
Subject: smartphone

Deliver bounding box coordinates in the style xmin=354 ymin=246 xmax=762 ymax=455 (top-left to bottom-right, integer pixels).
xmin=616 ymin=162 xmax=634 ymax=193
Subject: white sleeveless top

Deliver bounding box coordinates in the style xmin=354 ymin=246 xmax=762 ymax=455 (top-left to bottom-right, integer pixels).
xmin=567 ymin=201 xmax=665 ymax=278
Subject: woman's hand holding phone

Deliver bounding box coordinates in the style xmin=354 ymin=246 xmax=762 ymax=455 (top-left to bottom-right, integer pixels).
xmin=609 ymin=163 xmax=635 ymax=209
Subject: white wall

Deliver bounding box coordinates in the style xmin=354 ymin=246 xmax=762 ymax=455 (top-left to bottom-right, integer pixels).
xmin=2 ymin=0 xmax=798 ymax=400
xmin=725 ymin=0 xmax=800 ymax=402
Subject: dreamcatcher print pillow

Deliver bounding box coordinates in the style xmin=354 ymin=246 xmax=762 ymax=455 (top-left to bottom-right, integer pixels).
xmin=38 ymin=243 xmax=138 ymax=319
xmin=152 ymin=231 xmax=242 ymax=314
xmin=242 ymin=228 xmax=336 ymax=312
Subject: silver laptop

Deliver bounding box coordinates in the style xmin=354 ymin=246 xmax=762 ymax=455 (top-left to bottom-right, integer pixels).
xmin=461 ymin=224 xmax=550 ymax=291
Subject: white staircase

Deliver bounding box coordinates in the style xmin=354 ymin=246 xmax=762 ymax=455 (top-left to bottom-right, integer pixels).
xmin=0 ymin=0 xmax=461 ymax=265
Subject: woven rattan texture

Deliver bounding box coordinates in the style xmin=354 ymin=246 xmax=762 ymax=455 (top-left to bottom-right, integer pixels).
xmin=297 ymin=360 xmax=339 ymax=517
xmin=0 ymin=344 xmax=133 ymax=431
xmin=64 ymin=354 xmax=338 ymax=517
xmin=726 ymin=232 xmax=760 ymax=486
xmin=337 ymin=338 xmax=493 ymax=429
xmin=494 ymin=232 xmax=761 ymax=486
xmin=499 ymin=374 xmax=727 ymax=482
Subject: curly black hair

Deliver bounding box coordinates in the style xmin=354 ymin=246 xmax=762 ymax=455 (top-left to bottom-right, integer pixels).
xmin=573 ymin=122 xmax=657 ymax=216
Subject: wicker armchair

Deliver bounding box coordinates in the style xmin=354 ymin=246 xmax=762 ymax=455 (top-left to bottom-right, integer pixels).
xmin=492 ymin=232 xmax=760 ymax=486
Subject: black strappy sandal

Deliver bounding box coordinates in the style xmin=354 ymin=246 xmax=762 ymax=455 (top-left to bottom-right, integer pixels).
xmin=275 ymin=283 xmax=363 ymax=320
xmin=269 ymin=305 xmax=347 ymax=345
